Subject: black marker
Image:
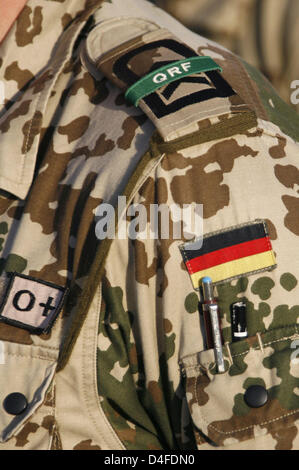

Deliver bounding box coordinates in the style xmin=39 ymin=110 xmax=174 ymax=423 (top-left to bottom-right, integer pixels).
xmin=231 ymin=301 xmax=248 ymax=342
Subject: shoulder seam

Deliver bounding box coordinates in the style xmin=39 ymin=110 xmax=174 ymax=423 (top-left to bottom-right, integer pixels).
xmin=150 ymin=111 xmax=257 ymax=155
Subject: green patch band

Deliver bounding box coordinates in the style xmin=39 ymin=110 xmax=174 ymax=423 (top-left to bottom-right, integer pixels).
xmin=125 ymin=56 xmax=222 ymax=106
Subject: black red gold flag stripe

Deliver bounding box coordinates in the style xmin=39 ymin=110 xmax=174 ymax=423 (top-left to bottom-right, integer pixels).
xmin=180 ymin=220 xmax=276 ymax=289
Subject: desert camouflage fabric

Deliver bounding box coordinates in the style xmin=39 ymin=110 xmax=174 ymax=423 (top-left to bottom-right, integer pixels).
xmin=0 ymin=0 xmax=298 ymax=451
xmin=156 ymin=0 xmax=299 ymax=113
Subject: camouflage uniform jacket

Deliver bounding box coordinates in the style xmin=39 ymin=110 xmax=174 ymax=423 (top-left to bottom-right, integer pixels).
xmin=0 ymin=0 xmax=299 ymax=451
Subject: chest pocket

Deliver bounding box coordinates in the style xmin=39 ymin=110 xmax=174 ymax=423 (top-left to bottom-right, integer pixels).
xmin=181 ymin=323 xmax=299 ymax=448
xmin=179 ymin=221 xmax=299 ymax=449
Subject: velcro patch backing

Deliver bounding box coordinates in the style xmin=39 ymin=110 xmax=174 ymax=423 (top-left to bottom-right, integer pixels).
xmin=180 ymin=220 xmax=277 ymax=289
xmin=0 ymin=273 xmax=68 ymax=335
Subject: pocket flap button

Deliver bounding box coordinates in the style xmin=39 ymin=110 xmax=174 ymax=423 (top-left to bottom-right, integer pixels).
xmin=3 ymin=392 xmax=28 ymax=415
xmin=244 ymin=385 xmax=268 ymax=408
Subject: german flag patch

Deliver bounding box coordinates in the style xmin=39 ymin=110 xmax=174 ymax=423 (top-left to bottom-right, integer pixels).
xmin=180 ymin=220 xmax=276 ymax=289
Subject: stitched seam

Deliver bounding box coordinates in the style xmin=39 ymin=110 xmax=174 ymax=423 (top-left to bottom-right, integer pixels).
xmin=230 ymin=334 xmax=299 ymax=360
xmin=0 ymin=341 xmax=59 ymax=352
xmin=152 ymin=105 xmax=245 ymax=132
xmin=20 ymin=91 xmax=42 ymax=186
xmin=123 ymin=153 xmax=165 ymax=208
xmin=5 ymin=352 xmax=56 ymax=361
xmin=0 ymin=92 xmax=42 ymax=187
xmin=185 ymin=332 xmax=299 ymax=371
xmin=207 ymin=409 xmax=299 ymax=436
xmin=163 ymin=104 xmax=247 ymax=131
xmin=23 ymin=93 xmax=41 ymax=154
xmin=194 ymin=374 xmax=199 ymax=417
xmin=98 ymin=29 xmax=168 ymax=66
xmin=31 ymin=344 xmax=59 ymax=351
xmin=0 ymin=174 xmax=32 ymax=185
xmin=184 ymin=333 xmax=299 ymax=368
xmin=52 ymin=382 xmax=57 ymax=450
xmin=49 ymin=380 xmax=56 ymax=450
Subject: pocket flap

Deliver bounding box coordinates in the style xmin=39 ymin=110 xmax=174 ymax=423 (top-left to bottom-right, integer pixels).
xmin=0 ymin=341 xmax=58 ymax=443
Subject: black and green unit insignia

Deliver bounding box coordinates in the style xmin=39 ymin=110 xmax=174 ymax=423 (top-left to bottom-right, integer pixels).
xmin=125 ymin=56 xmax=222 ymax=106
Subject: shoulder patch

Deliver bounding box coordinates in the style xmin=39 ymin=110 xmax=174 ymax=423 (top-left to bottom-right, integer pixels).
xmin=0 ymin=273 xmax=68 ymax=335
xmin=82 ymin=18 xmax=249 ymax=141
xmin=180 ymin=220 xmax=277 ymax=289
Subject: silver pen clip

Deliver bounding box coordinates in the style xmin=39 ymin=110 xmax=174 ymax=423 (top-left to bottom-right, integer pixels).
xmin=207 ymin=303 xmax=225 ymax=373
xmin=202 ymin=277 xmax=225 ymax=373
